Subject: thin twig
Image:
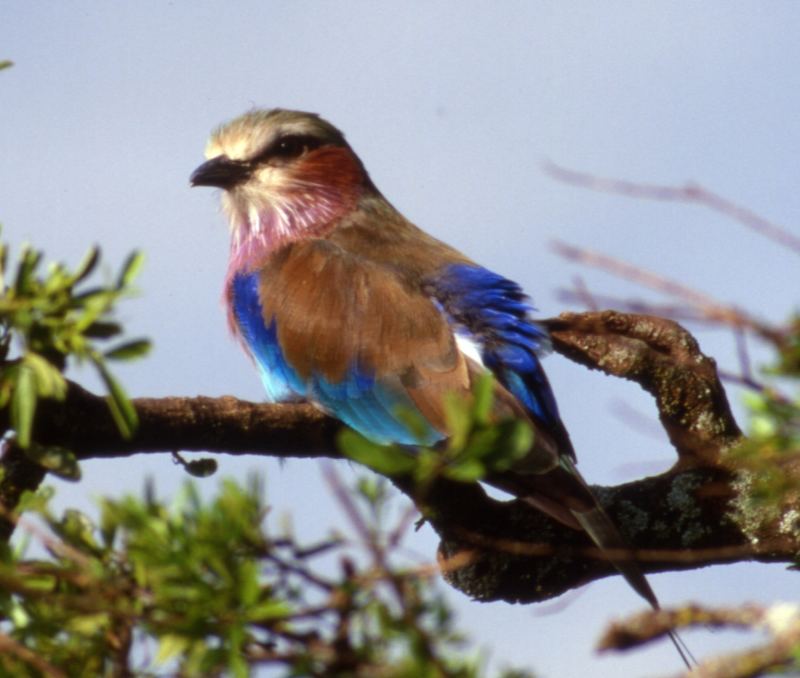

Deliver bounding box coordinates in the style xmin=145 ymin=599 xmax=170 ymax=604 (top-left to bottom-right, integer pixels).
xmin=552 ymin=240 xmax=780 ymax=343
xmin=544 ymin=162 xmax=800 ymax=255
xmin=599 ymin=603 xmax=800 ymax=678
xmin=0 ymin=633 xmax=67 ymax=678
xmin=387 ymin=503 xmax=419 ymax=551
xmin=733 ymin=329 xmax=755 ymax=385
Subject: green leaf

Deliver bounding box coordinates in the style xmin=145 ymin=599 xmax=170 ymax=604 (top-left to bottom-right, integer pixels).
xmin=74 ymin=291 xmax=115 ymax=332
xmin=504 ymin=420 xmax=534 ymax=461
xmin=356 ymin=475 xmax=388 ymax=506
xmin=413 ymin=449 xmax=442 ymax=485
xmin=13 ymin=568 xmax=57 ymax=593
xmin=15 ymin=486 xmax=55 ymax=515
xmin=43 ymin=261 xmax=70 ymax=294
xmin=66 ymin=612 xmax=109 ymax=635
xmin=0 ymin=240 xmax=8 ymax=291
xmin=10 ymin=364 xmax=36 ymax=447
xmin=24 ymin=352 xmax=67 ymax=399
xmin=460 ymin=427 xmax=500 ymax=461
xmin=468 ymin=420 xmax=533 ymax=473
xmin=247 ymin=598 xmax=292 ymax=621
xmin=116 ymin=250 xmax=145 ymax=289
xmin=471 ymin=373 xmax=495 ymax=424
xmin=238 ymin=560 xmax=260 ymax=606
xmin=58 ymin=509 xmax=99 ymax=550
xmin=0 ymin=60 xmax=12 ymax=71
xmin=443 ymin=393 xmax=471 ymax=451
xmin=70 ymin=245 xmax=100 ymax=285
xmin=8 ymin=599 xmax=30 ymax=628
xmin=83 ymin=321 xmax=123 ymax=339
xmin=227 ymin=627 xmax=248 ymax=678
xmin=70 ymin=286 xmax=108 ymax=303
xmin=104 ymin=338 xmax=151 ymax=361
xmin=99 ymin=501 xmax=118 ymax=548
xmin=339 ymin=429 xmax=416 ymax=475
xmin=24 ymin=443 xmax=81 ymax=480
xmin=445 ymin=459 xmax=486 ymax=482
xmin=0 ymin=332 xmax=9 ymax=364
xmin=92 ymin=355 xmax=138 ymax=438
xmin=156 ymin=633 xmax=190 ymax=664
xmin=13 ymin=247 xmax=42 ymax=296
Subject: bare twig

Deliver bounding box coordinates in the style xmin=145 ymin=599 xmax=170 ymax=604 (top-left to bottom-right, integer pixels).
xmin=599 ymin=603 xmax=800 ymax=678
xmin=543 ymin=162 xmax=800 ymax=255
xmin=551 ymin=241 xmax=782 ymax=344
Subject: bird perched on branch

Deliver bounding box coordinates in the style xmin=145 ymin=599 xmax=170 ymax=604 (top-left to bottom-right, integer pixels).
xmin=191 ymin=108 xmax=690 ymax=666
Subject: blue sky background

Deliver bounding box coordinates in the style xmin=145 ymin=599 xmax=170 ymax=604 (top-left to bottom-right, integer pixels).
xmin=2 ymin=3 xmax=799 ymax=676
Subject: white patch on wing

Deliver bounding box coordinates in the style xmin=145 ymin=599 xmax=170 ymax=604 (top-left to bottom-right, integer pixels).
xmin=455 ymin=333 xmax=484 ymax=368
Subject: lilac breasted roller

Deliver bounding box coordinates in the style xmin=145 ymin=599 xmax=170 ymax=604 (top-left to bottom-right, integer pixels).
xmin=191 ymin=109 xmax=690 ymax=665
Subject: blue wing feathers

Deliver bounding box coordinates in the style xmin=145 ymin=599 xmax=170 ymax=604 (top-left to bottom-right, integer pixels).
xmin=430 ymin=264 xmax=565 ymax=437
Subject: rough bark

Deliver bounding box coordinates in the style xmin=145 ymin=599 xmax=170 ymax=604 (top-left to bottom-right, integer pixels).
xmin=1 ymin=311 xmax=792 ymax=603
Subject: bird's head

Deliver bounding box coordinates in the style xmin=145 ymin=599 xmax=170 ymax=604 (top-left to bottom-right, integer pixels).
xmin=191 ymin=109 xmax=372 ymax=259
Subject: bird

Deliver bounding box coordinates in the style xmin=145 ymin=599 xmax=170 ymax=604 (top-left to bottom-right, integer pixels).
xmin=191 ymin=108 xmax=691 ymax=666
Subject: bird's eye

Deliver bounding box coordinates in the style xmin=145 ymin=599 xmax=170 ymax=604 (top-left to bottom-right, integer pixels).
xmin=274 ymin=136 xmax=307 ymax=157
xmin=250 ymin=134 xmax=324 ymax=166
xmin=269 ymin=134 xmax=324 ymax=161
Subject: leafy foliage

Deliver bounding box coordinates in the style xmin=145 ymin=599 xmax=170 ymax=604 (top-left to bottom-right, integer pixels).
xmin=0 ymin=478 xmax=534 ymax=677
xmin=0 ymin=234 xmax=150 ymax=468
xmin=339 ymin=375 xmax=533 ymax=489
xmin=727 ymin=319 xmax=800 ymax=516
xmin=714 ymin=318 xmax=800 ymax=675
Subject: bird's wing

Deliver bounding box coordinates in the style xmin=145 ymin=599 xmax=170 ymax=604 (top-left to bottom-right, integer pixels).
xmin=427 ymin=263 xmax=693 ymax=643
xmin=229 ymin=239 xmax=481 ymax=446
xmin=427 ymin=263 xmax=576 ymax=462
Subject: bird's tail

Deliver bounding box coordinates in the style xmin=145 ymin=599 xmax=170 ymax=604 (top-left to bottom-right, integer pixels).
xmin=505 ymin=458 xmax=694 ymax=669
xmin=570 ymin=503 xmax=694 ymax=669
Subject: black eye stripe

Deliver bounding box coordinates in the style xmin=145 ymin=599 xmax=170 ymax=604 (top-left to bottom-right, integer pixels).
xmin=252 ymin=134 xmax=324 ymax=164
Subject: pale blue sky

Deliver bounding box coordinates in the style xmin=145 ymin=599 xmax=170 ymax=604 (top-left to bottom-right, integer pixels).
xmin=2 ymin=3 xmax=799 ymax=676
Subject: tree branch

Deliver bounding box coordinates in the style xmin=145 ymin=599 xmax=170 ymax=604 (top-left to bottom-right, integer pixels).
xmin=544 ymin=311 xmax=743 ymax=467
xmin=2 ymin=311 xmax=789 ymax=604
xmin=598 ymin=603 xmax=800 ymax=678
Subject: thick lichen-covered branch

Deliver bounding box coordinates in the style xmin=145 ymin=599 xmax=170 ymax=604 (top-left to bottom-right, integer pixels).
xmin=545 ymin=311 xmax=743 ymax=466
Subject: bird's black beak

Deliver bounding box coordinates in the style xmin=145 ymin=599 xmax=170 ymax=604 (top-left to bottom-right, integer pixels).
xmin=190 ymin=156 xmax=252 ymax=189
